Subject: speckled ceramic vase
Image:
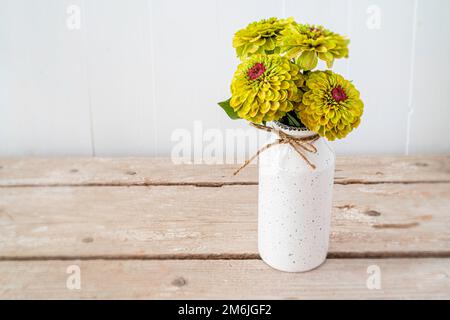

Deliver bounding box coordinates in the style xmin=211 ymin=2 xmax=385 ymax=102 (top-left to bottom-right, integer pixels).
xmin=258 ymin=122 xmax=335 ymax=272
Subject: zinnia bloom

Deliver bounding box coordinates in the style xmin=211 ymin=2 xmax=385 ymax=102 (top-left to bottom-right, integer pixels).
xmin=230 ymin=54 xmax=304 ymax=123
xmin=233 ymin=17 xmax=295 ymax=60
xmin=279 ymin=24 xmax=349 ymax=70
xmin=296 ymin=71 xmax=363 ymax=140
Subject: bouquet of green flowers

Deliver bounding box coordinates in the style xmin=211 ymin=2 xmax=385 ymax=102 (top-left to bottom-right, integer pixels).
xmin=218 ymin=17 xmax=363 ymax=140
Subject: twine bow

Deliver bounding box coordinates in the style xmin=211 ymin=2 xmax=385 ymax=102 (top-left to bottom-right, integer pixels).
xmin=233 ymin=123 xmax=320 ymax=175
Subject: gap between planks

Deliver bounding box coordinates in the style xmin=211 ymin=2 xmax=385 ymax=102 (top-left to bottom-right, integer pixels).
xmin=1 ymin=180 xmax=450 ymax=188
xmin=2 ymin=251 xmax=450 ymax=262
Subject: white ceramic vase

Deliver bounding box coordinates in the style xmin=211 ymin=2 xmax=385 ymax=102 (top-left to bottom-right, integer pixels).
xmin=258 ymin=122 xmax=335 ymax=272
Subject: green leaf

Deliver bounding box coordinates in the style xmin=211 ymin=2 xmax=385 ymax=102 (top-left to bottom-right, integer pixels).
xmin=286 ymin=116 xmax=295 ymax=127
xmin=286 ymin=112 xmax=302 ymax=127
xmin=218 ymin=98 xmax=240 ymax=120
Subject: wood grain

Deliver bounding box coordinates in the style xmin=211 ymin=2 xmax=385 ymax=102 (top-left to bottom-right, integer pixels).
xmin=0 ymin=156 xmax=449 ymax=187
xmin=1 ymin=259 xmax=449 ymax=299
xmin=0 ymin=183 xmax=448 ymax=258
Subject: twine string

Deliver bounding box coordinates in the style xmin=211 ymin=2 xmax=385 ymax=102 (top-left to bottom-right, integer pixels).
xmin=233 ymin=123 xmax=320 ymax=176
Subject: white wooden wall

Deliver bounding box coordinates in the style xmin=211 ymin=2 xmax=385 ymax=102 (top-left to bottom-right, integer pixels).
xmin=0 ymin=0 xmax=449 ymax=157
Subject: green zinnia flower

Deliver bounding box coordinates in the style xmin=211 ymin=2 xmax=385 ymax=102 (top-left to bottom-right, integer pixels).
xmin=233 ymin=17 xmax=295 ymax=60
xmin=230 ymin=54 xmax=305 ymax=123
xmin=295 ymin=71 xmax=363 ymax=140
xmin=279 ymin=24 xmax=349 ymax=70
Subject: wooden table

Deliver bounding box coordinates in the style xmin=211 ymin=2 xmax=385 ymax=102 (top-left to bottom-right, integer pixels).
xmin=0 ymin=156 xmax=449 ymax=299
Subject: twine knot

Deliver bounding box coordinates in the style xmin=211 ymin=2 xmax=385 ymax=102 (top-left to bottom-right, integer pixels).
xmin=233 ymin=123 xmax=320 ymax=175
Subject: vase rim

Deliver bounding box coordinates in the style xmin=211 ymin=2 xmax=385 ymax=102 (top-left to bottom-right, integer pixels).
xmin=272 ymin=121 xmax=318 ymax=138
xmin=273 ymin=121 xmax=310 ymax=132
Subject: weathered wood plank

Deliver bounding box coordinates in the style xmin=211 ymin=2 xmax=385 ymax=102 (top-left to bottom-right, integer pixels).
xmin=0 ymin=259 xmax=449 ymax=299
xmin=0 ymin=156 xmax=449 ymax=186
xmin=0 ymin=184 xmax=448 ymax=258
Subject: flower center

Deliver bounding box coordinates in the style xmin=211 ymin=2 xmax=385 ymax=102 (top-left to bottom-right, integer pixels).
xmin=248 ymin=63 xmax=266 ymax=80
xmin=331 ymin=86 xmax=347 ymax=102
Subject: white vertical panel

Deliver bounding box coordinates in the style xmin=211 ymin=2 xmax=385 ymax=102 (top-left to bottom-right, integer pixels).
xmin=151 ymin=0 xmax=223 ymax=157
xmin=85 ymin=0 xmax=155 ymax=156
xmin=287 ymin=0 xmax=349 ymax=32
xmin=0 ymin=0 xmax=448 ymax=156
xmin=0 ymin=0 xmax=92 ymax=156
xmin=331 ymin=0 xmax=415 ymax=154
xmin=408 ymin=0 xmax=450 ymax=154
